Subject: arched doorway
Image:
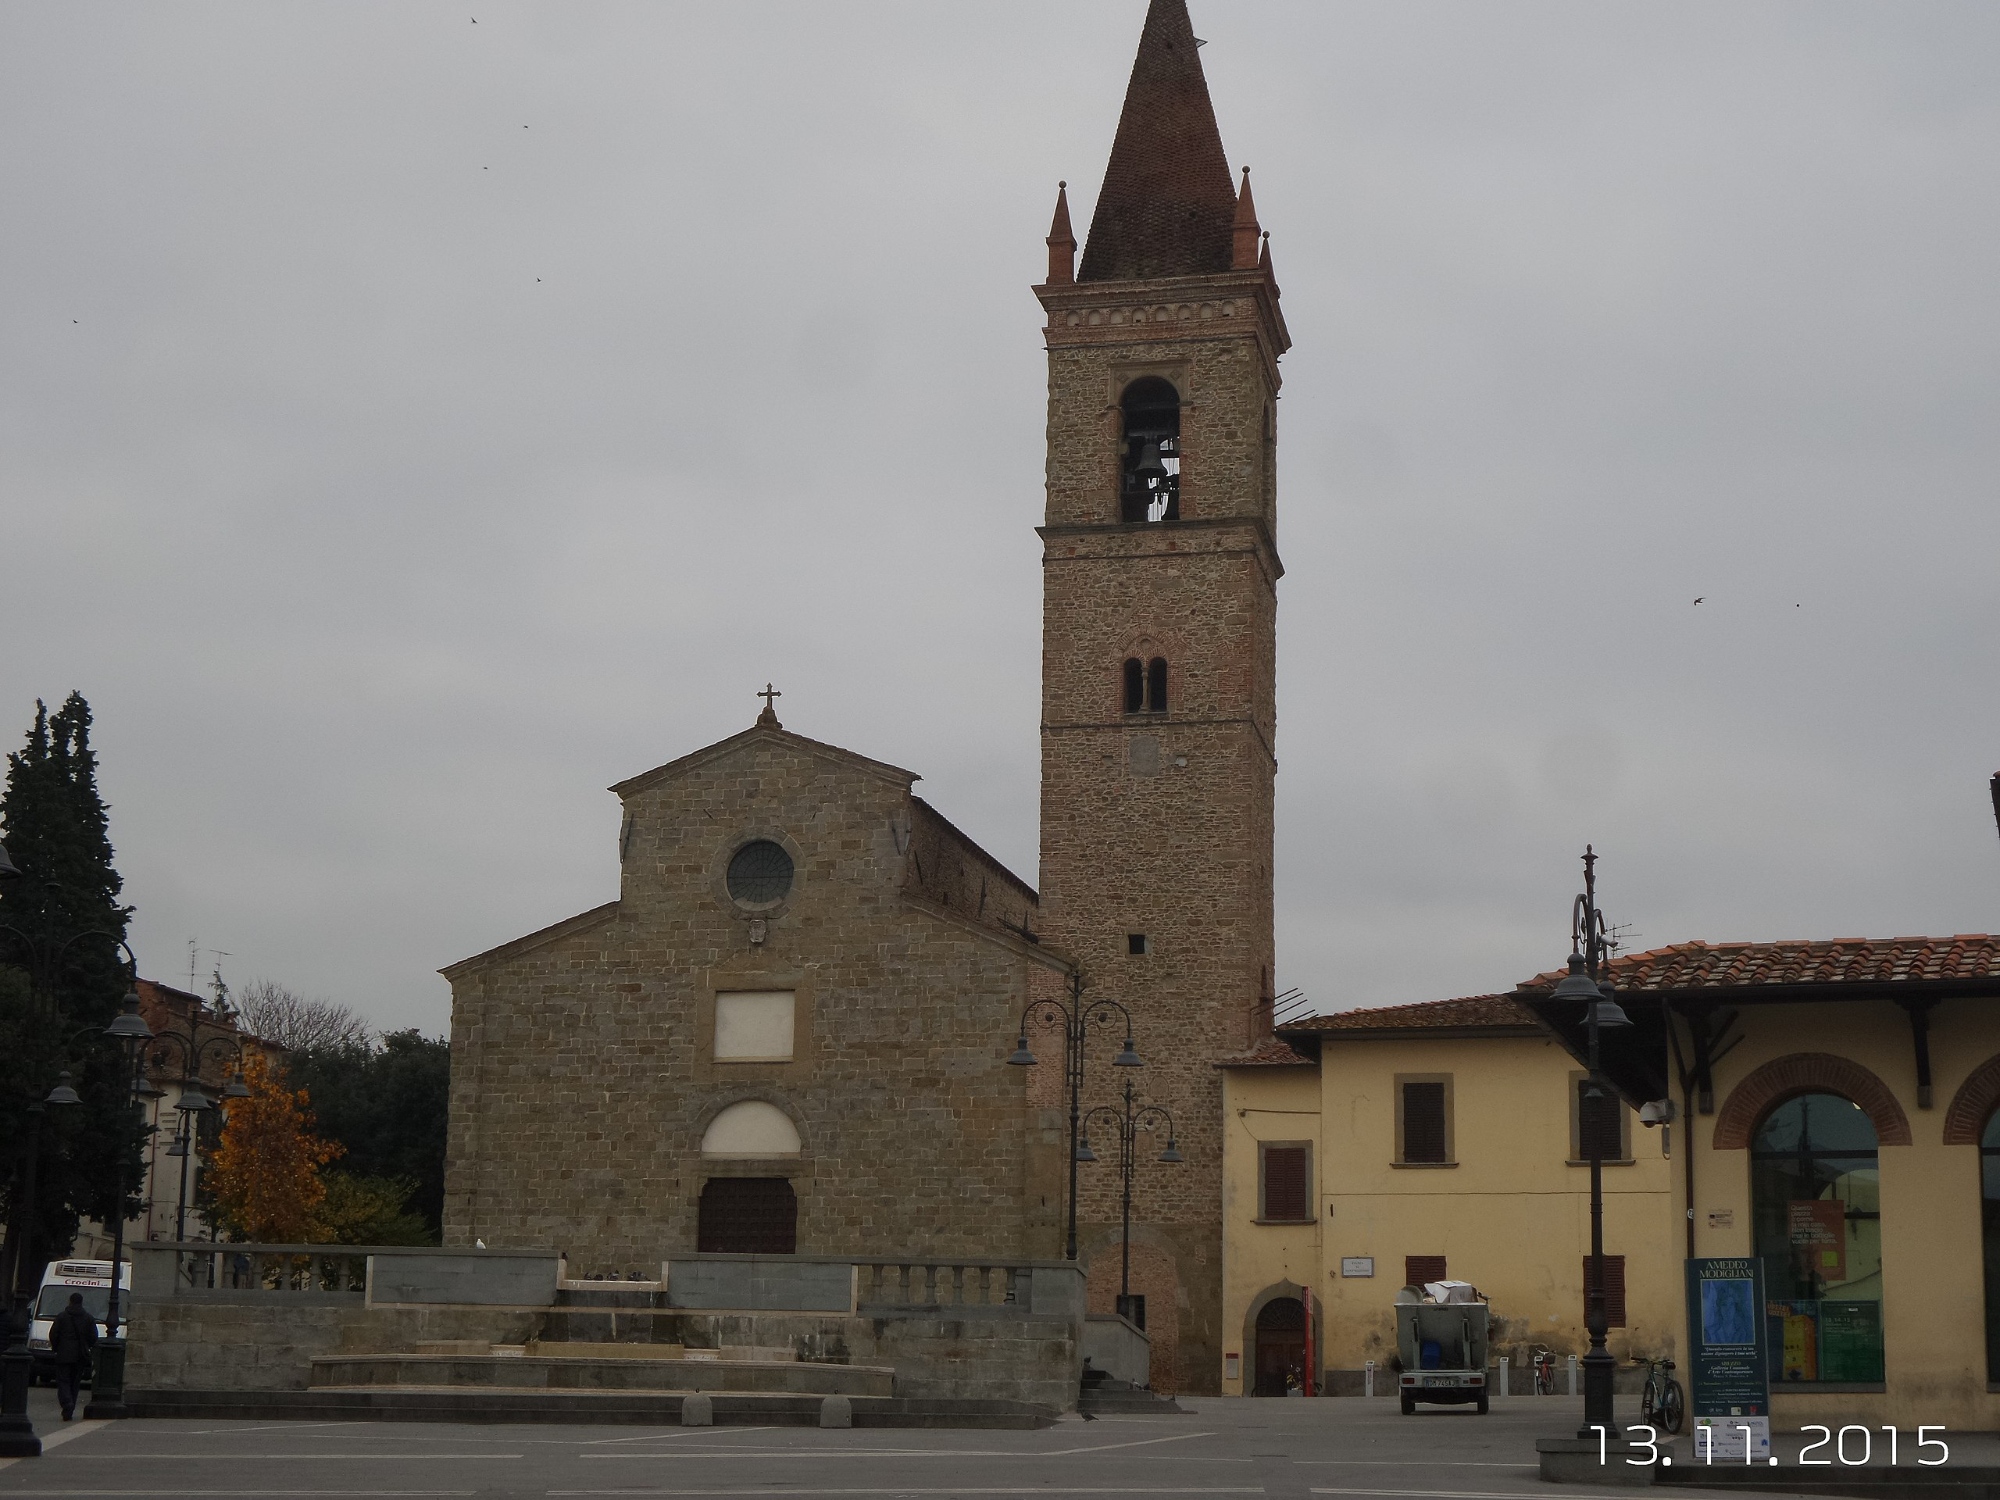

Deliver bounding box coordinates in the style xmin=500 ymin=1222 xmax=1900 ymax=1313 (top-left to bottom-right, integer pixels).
xmin=1751 ymin=1092 xmax=1882 ymax=1383
xmin=697 ymin=1177 xmax=796 ymax=1254
xmin=1253 ymin=1296 xmax=1305 ymax=1396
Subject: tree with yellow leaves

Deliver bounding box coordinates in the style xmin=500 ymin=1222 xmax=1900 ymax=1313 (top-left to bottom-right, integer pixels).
xmin=205 ymin=1051 xmax=342 ymax=1241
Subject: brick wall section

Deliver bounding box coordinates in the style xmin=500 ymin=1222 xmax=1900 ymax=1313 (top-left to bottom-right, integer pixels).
xmin=1034 ymin=265 xmax=1290 ymax=1395
xmin=1710 ymin=1052 xmax=1915 ymax=1149
xmin=442 ymin=730 xmax=1068 ymax=1267
xmin=1944 ymin=1050 xmax=2000 ymax=1145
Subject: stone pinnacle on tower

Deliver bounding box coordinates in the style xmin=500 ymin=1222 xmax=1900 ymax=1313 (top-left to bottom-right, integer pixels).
xmin=1077 ymin=0 xmax=1239 ymax=283
xmin=1230 ymin=166 xmax=1260 ymax=270
xmin=1046 ymin=182 xmax=1076 ymax=286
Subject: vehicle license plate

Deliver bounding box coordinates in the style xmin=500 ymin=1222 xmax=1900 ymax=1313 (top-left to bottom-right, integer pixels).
xmin=1424 ymin=1376 xmax=1455 ymax=1387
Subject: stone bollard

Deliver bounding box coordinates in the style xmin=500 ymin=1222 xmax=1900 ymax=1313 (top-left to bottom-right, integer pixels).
xmin=1567 ymin=1354 xmax=1579 ymax=1397
xmin=819 ymin=1394 xmax=852 ymax=1429
xmin=1363 ymin=1360 xmax=1375 ymax=1398
xmin=681 ymin=1393 xmax=713 ymax=1427
xmin=1497 ymin=1356 xmax=1509 ymax=1397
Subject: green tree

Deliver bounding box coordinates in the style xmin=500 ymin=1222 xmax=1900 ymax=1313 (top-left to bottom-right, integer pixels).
xmin=0 ymin=693 xmax=145 ymax=1272
xmin=284 ymin=1030 xmax=450 ymax=1241
xmin=312 ymin=1172 xmax=432 ymax=1245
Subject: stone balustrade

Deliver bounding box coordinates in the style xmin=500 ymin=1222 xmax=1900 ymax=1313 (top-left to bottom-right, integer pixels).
xmin=124 ymin=1244 xmax=1085 ymax=1409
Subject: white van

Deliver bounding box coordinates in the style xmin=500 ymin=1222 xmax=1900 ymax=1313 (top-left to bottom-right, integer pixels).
xmin=28 ymin=1259 xmax=131 ymax=1384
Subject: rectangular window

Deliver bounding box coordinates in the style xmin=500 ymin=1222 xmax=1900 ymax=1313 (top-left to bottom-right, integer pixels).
xmin=1582 ymin=1254 xmax=1628 ymax=1328
xmin=1405 ymin=1255 xmax=1448 ymax=1287
xmin=714 ymin=990 xmax=796 ymax=1062
xmin=1397 ymin=1077 xmax=1451 ymax=1164
xmin=1259 ymin=1143 xmax=1312 ymax=1222
xmin=1572 ymin=1075 xmax=1630 ymax=1162
xmin=1127 ymin=933 xmax=1149 ymax=955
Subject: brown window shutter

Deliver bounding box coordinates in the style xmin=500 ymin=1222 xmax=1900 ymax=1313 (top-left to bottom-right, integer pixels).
xmin=1262 ymin=1145 xmax=1309 ymax=1221
xmin=1402 ymin=1081 xmax=1448 ymax=1162
xmin=1582 ymin=1254 xmax=1627 ymax=1328
xmin=1405 ymin=1255 xmax=1448 ymax=1286
xmin=1577 ymin=1080 xmax=1624 ymax=1160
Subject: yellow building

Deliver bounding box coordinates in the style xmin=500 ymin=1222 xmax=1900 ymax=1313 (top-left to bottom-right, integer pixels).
xmin=1219 ymin=995 xmax=1675 ymax=1397
xmin=1221 ymin=935 xmax=2000 ymax=1428
xmin=1517 ymin=937 xmax=2000 ymax=1431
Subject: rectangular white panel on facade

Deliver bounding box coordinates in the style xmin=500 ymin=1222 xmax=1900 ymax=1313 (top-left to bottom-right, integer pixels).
xmin=1340 ymin=1257 xmax=1375 ymax=1278
xmin=715 ymin=990 xmax=796 ymax=1061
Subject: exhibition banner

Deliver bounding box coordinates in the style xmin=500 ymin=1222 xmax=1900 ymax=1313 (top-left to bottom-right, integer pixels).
xmin=1685 ymin=1257 xmax=1772 ymax=1461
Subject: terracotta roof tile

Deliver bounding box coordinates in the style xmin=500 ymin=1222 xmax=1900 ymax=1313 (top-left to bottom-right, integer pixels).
xmin=1215 ymin=1035 xmax=1314 ymax=1067
xmin=1286 ymin=994 xmax=1539 ymax=1033
xmin=1517 ymin=936 xmax=2000 ymax=994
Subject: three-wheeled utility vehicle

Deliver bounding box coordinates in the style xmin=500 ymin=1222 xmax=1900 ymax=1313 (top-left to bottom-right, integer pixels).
xmin=1395 ymin=1281 xmax=1490 ymax=1414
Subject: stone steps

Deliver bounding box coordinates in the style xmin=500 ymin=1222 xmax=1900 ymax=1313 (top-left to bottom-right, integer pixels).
xmin=127 ymin=1386 xmax=1058 ymax=1429
xmin=310 ymin=1352 xmax=892 ymax=1397
xmin=1077 ymin=1377 xmax=1183 ymax=1416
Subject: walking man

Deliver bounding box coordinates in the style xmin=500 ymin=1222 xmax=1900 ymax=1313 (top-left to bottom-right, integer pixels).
xmin=49 ymin=1291 xmax=98 ymax=1421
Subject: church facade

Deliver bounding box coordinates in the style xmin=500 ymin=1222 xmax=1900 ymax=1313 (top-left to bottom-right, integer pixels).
xmin=442 ymin=712 xmax=1069 ymax=1264
xmin=440 ymin=0 xmax=1283 ymax=1395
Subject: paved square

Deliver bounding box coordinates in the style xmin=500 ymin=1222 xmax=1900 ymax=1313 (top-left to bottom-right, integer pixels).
xmin=3 ymin=1391 xmax=1991 ymax=1500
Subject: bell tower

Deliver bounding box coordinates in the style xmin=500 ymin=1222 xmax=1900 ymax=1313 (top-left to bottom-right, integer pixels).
xmin=1034 ymin=0 xmax=1289 ymax=1395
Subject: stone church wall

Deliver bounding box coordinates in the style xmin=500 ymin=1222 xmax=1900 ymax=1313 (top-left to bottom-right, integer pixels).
xmin=442 ymin=732 xmax=1065 ymax=1270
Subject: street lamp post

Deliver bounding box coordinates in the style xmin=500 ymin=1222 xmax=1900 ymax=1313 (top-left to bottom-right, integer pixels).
xmin=1079 ymin=1076 xmax=1182 ymax=1325
xmin=1549 ymin=847 xmax=1633 ymax=1439
xmin=82 ymin=984 xmax=153 ymax=1421
xmin=0 ymin=1075 xmax=84 ymax=1458
xmin=142 ymin=1025 xmax=250 ymax=1243
xmin=1007 ymin=969 xmax=1142 ymax=1261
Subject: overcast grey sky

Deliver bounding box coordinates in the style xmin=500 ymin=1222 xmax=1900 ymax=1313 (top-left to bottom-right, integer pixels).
xmin=5 ymin=2 xmax=1998 ymax=1035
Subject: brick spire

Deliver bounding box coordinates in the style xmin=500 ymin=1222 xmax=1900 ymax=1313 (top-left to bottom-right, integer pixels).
xmin=1046 ymin=181 xmax=1077 ymax=285
xmin=1077 ymin=0 xmax=1238 ymax=283
xmin=1230 ymin=165 xmax=1260 ymax=270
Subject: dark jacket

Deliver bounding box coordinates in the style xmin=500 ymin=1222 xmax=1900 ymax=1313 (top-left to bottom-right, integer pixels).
xmin=49 ymin=1304 xmax=99 ymax=1366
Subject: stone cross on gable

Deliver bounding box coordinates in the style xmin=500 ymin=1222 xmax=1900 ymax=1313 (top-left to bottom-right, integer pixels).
xmin=755 ymin=683 xmax=782 ymax=728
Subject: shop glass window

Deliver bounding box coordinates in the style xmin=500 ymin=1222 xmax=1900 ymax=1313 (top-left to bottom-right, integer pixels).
xmin=1982 ymin=1109 xmax=1999 ymax=1382
xmin=1751 ymin=1093 xmax=1883 ymax=1384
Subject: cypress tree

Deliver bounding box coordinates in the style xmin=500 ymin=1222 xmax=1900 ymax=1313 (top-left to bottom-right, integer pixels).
xmin=0 ymin=693 xmax=143 ymax=1272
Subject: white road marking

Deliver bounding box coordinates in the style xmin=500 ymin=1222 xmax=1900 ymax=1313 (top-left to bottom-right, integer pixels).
xmin=1043 ymin=1432 xmax=1220 ymax=1457
xmin=78 ymin=1453 xmax=521 ymax=1460
xmin=1312 ymin=1489 xmax=1708 ymax=1500
xmin=1296 ymin=1462 xmax=1538 ymax=1469
xmin=172 ymin=1421 xmax=347 ymax=1435
xmin=582 ymin=1431 xmax=1220 ymax=1462
xmin=581 ymin=1427 xmax=781 ymax=1445
xmin=556 ymin=1496 xmax=1256 ymax=1500
xmin=0 ymin=1419 xmax=109 ymax=1472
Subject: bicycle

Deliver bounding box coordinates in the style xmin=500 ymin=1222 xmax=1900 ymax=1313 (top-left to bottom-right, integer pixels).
xmin=1529 ymin=1344 xmax=1558 ymax=1396
xmin=1634 ymin=1355 xmax=1685 ymax=1434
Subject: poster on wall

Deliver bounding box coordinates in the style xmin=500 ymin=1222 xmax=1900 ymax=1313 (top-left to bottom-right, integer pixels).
xmin=1684 ymin=1257 xmax=1772 ymax=1462
xmin=1787 ymin=1199 xmax=1846 ymax=1282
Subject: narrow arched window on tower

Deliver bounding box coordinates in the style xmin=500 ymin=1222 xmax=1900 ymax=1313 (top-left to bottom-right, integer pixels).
xmin=1123 ymin=657 xmax=1169 ymax=714
xmin=1123 ymin=658 xmax=1146 ymax=713
xmin=1120 ymin=377 xmax=1181 ymax=523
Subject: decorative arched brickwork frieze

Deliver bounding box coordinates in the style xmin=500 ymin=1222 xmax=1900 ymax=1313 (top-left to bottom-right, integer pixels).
xmin=1942 ymin=1053 xmax=2000 ymax=1145
xmin=1711 ymin=1053 xmax=1912 ymax=1149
